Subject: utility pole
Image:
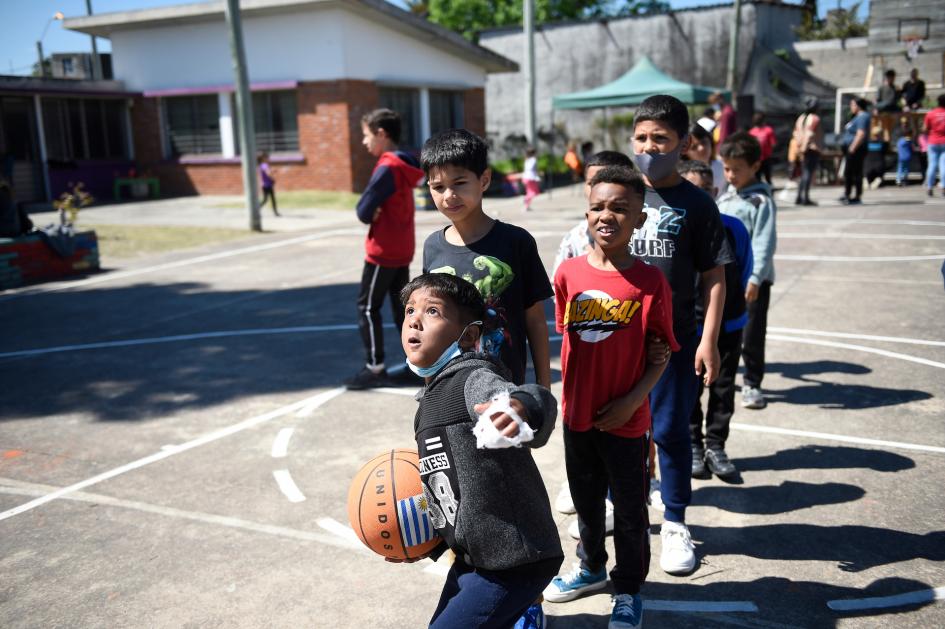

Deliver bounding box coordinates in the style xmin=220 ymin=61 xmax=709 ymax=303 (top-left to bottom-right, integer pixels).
xmin=523 ymin=0 xmax=536 ymax=145
xmin=726 ymin=0 xmax=743 ymax=95
xmin=36 ymin=41 xmax=48 ymax=78
xmin=224 ymin=0 xmax=261 ymax=232
xmin=85 ymin=0 xmax=102 ymax=79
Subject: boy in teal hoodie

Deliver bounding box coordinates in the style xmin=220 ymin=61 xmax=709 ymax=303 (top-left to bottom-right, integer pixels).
xmin=717 ymin=132 xmax=777 ymax=411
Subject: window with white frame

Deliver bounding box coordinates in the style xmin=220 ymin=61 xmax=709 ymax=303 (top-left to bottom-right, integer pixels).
xmin=233 ymin=90 xmax=299 ymax=154
xmin=378 ymin=87 xmax=421 ymax=150
xmin=429 ymin=90 xmax=464 ymax=136
xmin=163 ymin=95 xmax=221 ymax=156
xmin=42 ymin=97 xmax=128 ymax=161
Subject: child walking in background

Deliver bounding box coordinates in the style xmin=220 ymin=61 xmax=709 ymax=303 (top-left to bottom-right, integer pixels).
xmin=257 ymin=152 xmax=279 ymax=216
xmin=522 ymin=146 xmax=541 ymax=211
xmin=397 ymin=273 xmax=562 ymax=628
xmin=545 ymin=166 xmax=678 ymax=629
xmin=679 ymin=160 xmax=753 ymax=480
xmin=749 ymin=112 xmax=777 ymax=186
xmin=717 ymin=132 xmax=777 ymax=412
xmin=897 ymin=123 xmax=917 ymax=187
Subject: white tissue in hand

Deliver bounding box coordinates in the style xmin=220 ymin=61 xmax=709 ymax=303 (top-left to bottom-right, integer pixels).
xmin=473 ymin=391 xmax=535 ymax=449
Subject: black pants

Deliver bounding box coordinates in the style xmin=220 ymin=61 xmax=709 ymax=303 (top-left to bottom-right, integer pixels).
xmin=844 ymin=148 xmax=867 ymax=200
xmin=356 ymin=262 xmax=409 ymax=368
xmin=796 ymin=150 xmax=820 ymax=203
xmin=691 ymin=328 xmax=743 ymax=450
xmin=742 ymin=281 xmax=772 ymax=389
xmin=564 ymin=426 xmax=649 ymax=595
xmin=757 ymin=158 xmax=773 ymax=185
xmin=260 ymin=186 xmax=278 ymax=214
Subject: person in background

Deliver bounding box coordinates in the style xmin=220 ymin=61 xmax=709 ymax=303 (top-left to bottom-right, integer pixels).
xmin=257 ymin=152 xmax=279 ymax=217
xmin=749 ymin=112 xmax=777 ymax=186
xmin=901 ymin=68 xmax=926 ymax=111
xmin=865 ymin=109 xmax=891 ymax=190
xmin=522 ymin=146 xmax=542 ymax=212
xmin=564 ymin=142 xmax=584 ymax=188
xmin=697 ymin=107 xmax=718 ymax=134
xmin=792 ymin=98 xmax=824 ymax=206
xmin=684 ymin=123 xmax=726 ymax=199
xmin=709 ymin=92 xmax=737 ymax=145
xmin=896 ymin=122 xmax=917 ymax=187
xmin=876 ymin=69 xmax=901 ymax=114
xmin=840 ymin=98 xmax=871 ymax=205
xmin=923 ymin=94 xmax=945 ymax=197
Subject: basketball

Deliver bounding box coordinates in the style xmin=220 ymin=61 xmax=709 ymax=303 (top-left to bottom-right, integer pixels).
xmin=347 ymin=448 xmax=440 ymax=560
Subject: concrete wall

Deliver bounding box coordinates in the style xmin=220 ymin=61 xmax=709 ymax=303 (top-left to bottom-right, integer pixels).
xmin=479 ymin=2 xmax=802 ymax=157
xmin=795 ymin=38 xmax=870 ymax=91
xmin=111 ymin=8 xmax=485 ymax=92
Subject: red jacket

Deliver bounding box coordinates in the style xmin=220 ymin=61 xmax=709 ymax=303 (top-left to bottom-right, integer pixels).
xmin=357 ymin=151 xmax=424 ymax=267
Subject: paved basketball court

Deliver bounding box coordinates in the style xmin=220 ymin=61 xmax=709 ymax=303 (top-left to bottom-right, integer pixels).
xmin=2 ymin=184 xmax=943 ymax=628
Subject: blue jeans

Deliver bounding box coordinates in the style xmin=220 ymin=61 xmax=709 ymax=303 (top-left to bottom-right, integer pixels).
xmin=649 ymin=333 xmax=700 ymax=523
xmin=429 ymin=558 xmax=560 ymax=628
xmin=926 ymin=144 xmax=945 ymax=188
xmin=896 ymin=159 xmax=910 ymax=183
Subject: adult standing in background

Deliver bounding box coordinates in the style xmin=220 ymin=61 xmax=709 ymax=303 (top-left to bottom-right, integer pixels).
xmin=876 ymin=70 xmax=901 ymax=113
xmin=901 ymin=69 xmax=926 ymax=111
xmin=793 ymin=98 xmax=824 ymax=206
xmin=923 ymin=94 xmax=945 ymax=197
xmin=710 ymin=92 xmax=737 ymax=145
xmin=749 ymin=112 xmax=777 ymax=186
xmin=841 ymin=98 xmax=871 ymax=205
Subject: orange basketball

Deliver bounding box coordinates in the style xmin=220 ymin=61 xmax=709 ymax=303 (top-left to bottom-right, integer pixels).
xmin=347 ymin=448 xmax=441 ymax=560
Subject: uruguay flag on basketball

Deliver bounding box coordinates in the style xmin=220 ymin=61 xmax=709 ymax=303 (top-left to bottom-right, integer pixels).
xmin=398 ymin=493 xmax=437 ymax=547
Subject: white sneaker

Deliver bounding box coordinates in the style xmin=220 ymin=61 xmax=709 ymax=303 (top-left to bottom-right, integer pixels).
xmin=648 ymin=478 xmax=664 ymax=512
xmin=555 ymin=481 xmax=576 ymax=514
xmin=660 ymin=521 xmax=696 ymax=575
xmin=741 ymin=386 xmax=767 ymax=409
xmin=568 ymin=499 xmax=614 ymax=540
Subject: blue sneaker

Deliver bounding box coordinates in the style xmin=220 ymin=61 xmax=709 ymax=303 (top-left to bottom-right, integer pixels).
xmin=513 ymin=603 xmax=545 ymax=629
xmin=609 ymin=594 xmax=643 ymax=629
xmin=543 ymin=564 xmax=608 ymax=602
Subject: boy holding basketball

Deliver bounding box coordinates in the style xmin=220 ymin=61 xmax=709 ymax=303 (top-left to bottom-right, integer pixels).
xmin=545 ymin=166 xmax=678 ymax=628
xmin=397 ymin=272 xmax=563 ymax=627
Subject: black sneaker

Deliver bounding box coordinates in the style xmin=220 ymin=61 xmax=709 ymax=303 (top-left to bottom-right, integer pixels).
xmin=705 ymin=448 xmax=737 ymax=478
xmin=847 ymin=198 xmax=862 ymax=205
xmin=691 ymin=445 xmax=708 ymax=478
xmin=344 ymin=366 xmax=388 ymax=390
xmin=929 ymin=188 xmax=935 ymax=197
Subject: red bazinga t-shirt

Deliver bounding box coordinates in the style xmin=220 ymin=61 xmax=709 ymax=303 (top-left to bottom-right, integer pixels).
xmin=554 ymin=256 xmax=679 ymax=438
xmin=925 ymin=108 xmax=945 ymax=145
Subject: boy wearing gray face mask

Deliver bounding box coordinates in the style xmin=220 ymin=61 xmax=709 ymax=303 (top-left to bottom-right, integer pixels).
xmin=629 ymin=94 xmax=734 ymax=577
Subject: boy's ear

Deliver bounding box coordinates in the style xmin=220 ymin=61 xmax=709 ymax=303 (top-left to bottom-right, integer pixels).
xmin=679 ymin=133 xmax=692 ymax=155
xmin=479 ymin=168 xmax=492 ymax=192
xmin=460 ymin=324 xmax=481 ymax=350
xmin=750 ymin=160 xmax=762 ymax=174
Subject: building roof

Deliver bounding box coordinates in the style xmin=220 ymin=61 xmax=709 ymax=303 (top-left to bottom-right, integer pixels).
xmin=62 ymin=0 xmax=518 ymax=74
xmin=0 ymin=74 xmax=135 ymax=97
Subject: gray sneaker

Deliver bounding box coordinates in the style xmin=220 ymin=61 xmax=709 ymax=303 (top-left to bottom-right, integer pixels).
xmin=741 ymin=386 xmax=766 ymax=409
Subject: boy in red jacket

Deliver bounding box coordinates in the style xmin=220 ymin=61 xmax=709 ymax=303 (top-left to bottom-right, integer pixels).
xmin=346 ymin=108 xmax=425 ymax=389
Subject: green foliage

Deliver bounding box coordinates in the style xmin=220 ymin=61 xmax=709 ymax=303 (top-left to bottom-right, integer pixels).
xmin=410 ymin=0 xmax=669 ymax=41
xmin=491 ymin=154 xmax=569 ymax=176
xmin=795 ymin=1 xmax=869 ymax=41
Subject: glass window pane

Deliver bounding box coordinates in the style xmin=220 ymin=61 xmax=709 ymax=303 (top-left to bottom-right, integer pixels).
xmin=378 ymin=87 xmax=421 ymax=149
xmin=246 ymin=90 xmax=298 ymax=154
xmin=103 ymin=100 xmax=126 ymax=158
xmin=429 ymin=90 xmax=463 ymax=137
xmin=85 ymin=100 xmax=106 ymax=159
xmin=164 ymin=95 xmax=220 ymax=156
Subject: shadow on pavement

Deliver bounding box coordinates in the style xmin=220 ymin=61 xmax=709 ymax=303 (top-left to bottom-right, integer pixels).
xmin=736 ymin=445 xmax=915 ymax=473
xmin=692 ymin=481 xmax=865 ymax=515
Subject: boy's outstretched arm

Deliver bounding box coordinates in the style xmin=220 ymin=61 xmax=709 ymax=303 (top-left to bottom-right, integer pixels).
xmin=696 ymin=265 xmax=726 ymax=385
xmin=594 ymin=359 xmax=670 ymax=431
xmin=465 ymin=368 xmax=557 ymax=448
xmin=524 ymin=301 xmax=551 ymax=387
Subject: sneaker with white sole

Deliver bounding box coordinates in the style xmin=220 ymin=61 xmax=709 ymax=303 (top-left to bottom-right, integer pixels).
xmin=648 ymin=478 xmax=665 ymax=512
xmin=741 ymin=385 xmax=766 ymax=409
xmin=555 ymin=481 xmax=576 ymax=515
xmin=660 ymin=521 xmax=696 ymax=574
xmin=609 ymin=593 xmax=643 ymax=629
xmin=544 ymin=564 xmax=608 ymax=603
xmin=568 ymin=499 xmax=613 ymax=539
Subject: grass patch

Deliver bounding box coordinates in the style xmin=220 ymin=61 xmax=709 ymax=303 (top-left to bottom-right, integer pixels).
xmin=85 ymin=224 xmax=257 ymax=260
xmin=212 ymin=190 xmax=361 ymax=210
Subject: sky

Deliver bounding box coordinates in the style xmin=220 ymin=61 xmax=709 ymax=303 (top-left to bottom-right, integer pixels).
xmin=0 ymin=0 xmax=868 ymax=77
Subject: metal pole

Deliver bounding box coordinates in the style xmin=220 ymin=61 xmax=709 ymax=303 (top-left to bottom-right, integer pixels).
xmin=36 ymin=41 xmax=47 ymax=78
xmin=85 ymin=0 xmax=102 ymax=80
xmin=523 ymin=0 xmax=536 ymax=145
xmin=726 ymin=0 xmax=742 ymax=95
xmin=223 ymin=0 xmax=260 ymax=232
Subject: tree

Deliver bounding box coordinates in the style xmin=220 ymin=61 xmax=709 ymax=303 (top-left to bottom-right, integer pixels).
xmin=409 ymin=0 xmax=669 ymax=41
xmin=795 ymin=1 xmax=868 ymax=41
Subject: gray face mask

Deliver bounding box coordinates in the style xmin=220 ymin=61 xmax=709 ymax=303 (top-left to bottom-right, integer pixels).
xmin=632 ymin=136 xmax=686 ymax=182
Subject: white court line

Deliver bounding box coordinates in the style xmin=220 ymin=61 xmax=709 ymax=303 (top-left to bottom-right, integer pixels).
xmin=730 ymin=423 xmax=945 ymax=454
xmin=827 ymin=586 xmax=945 ymax=611
xmin=767 ymin=334 xmax=945 ymax=370
xmin=0 ymin=387 xmax=345 ymax=522
xmin=775 ymin=254 xmax=945 ymax=262
xmin=0 ymin=228 xmax=361 ymax=302
xmin=768 ymin=327 xmax=945 ymax=347
xmin=316 ymin=516 xmax=363 ymax=547
xmin=270 ymin=427 xmax=294 ymax=458
xmin=644 ymin=600 xmax=758 ymax=613
xmin=779 ymin=219 xmax=945 ymax=227
xmin=0 ymin=481 xmax=355 ymax=549
xmin=272 ymin=469 xmax=306 ymax=503
xmin=369 ymin=387 xmax=422 ymax=398
xmin=779 ymin=233 xmax=945 ymax=240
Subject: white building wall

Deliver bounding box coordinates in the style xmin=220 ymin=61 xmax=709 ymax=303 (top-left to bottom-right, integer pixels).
xmin=109 ymin=8 xmax=485 ymax=92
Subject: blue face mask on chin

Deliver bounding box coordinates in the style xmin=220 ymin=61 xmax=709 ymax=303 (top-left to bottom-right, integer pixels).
xmin=406 ymin=320 xmax=483 ymax=378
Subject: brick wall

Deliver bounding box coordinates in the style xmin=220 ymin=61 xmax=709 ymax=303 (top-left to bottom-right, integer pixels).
xmin=464 ymin=88 xmax=486 ymax=138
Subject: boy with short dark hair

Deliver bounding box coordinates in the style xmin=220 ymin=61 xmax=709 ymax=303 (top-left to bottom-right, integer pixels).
xmin=420 ymin=129 xmax=552 ymax=388
xmin=630 ymin=94 xmax=733 ymax=575
xmin=678 ymin=160 xmax=754 ymax=479
xmin=346 ymin=108 xmax=425 ymax=390
xmin=717 ymin=132 xmax=777 ymax=413
xmin=545 ymin=166 xmax=678 ymax=628
xmin=397 ymin=273 xmax=563 ymax=627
